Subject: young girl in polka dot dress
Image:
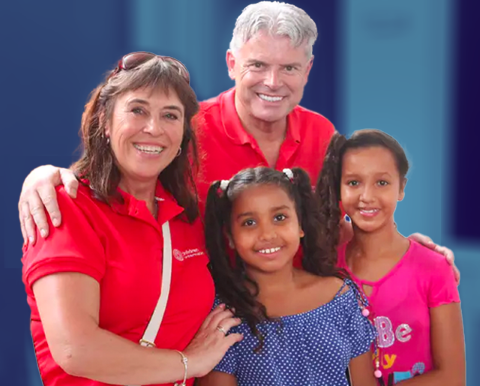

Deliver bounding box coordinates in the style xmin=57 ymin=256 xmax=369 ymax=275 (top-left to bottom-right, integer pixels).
xmin=316 ymin=129 xmax=466 ymax=385
xmin=198 ymin=167 xmax=377 ymax=386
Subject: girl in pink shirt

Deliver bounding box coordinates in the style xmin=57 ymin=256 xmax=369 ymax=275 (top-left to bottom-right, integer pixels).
xmin=316 ymin=129 xmax=465 ymax=385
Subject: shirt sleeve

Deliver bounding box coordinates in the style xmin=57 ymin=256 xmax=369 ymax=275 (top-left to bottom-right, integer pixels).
xmin=427 ymin=256 xmax=460 ymax=308
xmin=213 ymin=341 xmax=238 ymax=375
xmin=22 ymin=187 xmax=106 ymax=292
xmin=344 ymin=285 xmax=377 ymax=358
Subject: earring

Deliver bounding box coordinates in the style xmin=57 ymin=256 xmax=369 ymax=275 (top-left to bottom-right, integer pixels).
xmin=176 ymin=147 xmax=182 ymax=157
xmin=106 ymin=137 xmax=110 ymax=145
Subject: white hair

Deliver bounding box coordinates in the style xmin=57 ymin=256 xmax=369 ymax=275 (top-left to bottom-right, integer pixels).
xmin=229 ymin=1 xmax=318 ymax=59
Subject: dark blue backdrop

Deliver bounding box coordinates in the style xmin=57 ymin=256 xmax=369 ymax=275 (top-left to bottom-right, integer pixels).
xmin=1 ymin=0 xmax=477 ymax=385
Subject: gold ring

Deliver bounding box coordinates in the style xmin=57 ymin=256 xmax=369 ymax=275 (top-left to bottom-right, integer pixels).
xmin=216 ymin=325 xmax=227 ymax=336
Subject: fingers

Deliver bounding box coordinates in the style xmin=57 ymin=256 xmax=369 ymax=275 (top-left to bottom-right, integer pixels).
xmin=215 ymin=316 xmax=242 ymax=335
xmin=434 ymin=245 xmax=455 ymax=264
xmin=225 ymin=332 xmax=244 ymax=346
xmin=37 ymin=184 xmax=61 ymax=230
xmin=409 ymin=233 xmax=434 ymax=249
xmin=20 ymin=201 xmax=36 ymax=245
xmin=200 ymin=304 xmax=227 ymax=328
xmin=207 ymin=308 xmax=236 ymax=331
xmin=60 ymin=168 xmax=79 ymax=199
xmin=453 ymin=266 xmax=461 ymax=285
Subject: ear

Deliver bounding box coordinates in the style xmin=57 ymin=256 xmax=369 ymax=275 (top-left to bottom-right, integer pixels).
xmin=226 ymin=50 xmax=237 ymax=80
xmin=224 ymin=229 xmax=235 ymax=249
xmin=303 ymin=55 xmax=314 ymax=84
xmin=299 ymin=227 xmax=305 ymax=239
xmin=398 ymin=178 xmax=407 ymax=201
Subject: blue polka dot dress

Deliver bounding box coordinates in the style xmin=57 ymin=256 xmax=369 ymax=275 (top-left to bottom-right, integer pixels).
xmin=214 ymin=280 xmax=376 ymax=385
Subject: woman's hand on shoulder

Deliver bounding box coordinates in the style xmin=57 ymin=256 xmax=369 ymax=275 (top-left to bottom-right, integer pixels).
xmin=184 ymin=304 xmax=243 ymax=378
xmin=409 ymin=233 xmax=460 ymax=284
xmin=19 ymin=165 xmax=78 ymax=245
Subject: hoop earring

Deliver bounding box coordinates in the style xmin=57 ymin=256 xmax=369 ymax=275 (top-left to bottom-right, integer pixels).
xmin=176 ymin=147 xmax=182 ymax=157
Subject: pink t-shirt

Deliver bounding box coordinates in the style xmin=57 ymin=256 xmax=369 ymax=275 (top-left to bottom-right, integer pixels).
xmin=338 ymin=240 xmax=460 ymax=385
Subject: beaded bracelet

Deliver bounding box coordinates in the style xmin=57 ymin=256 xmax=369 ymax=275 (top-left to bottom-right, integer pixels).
xmin=173 ymin=350 xmax=188 ymax=386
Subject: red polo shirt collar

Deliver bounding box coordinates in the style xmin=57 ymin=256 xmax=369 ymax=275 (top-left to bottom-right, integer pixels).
xmin=108 ymin=180 xmax=184 ymax=225
xmin=220 ymin=88 xmax=301 ymax=145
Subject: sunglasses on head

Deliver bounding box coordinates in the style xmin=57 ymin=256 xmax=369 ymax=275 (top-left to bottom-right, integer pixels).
xmin=107 ymin=52 xmax=190 ymax=84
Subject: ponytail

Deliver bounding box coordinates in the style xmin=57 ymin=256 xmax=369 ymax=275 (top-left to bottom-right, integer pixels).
xmin=204 ymin=179 xmax=268 ymax=352
xmin=316 ymin=132 xmax=347 ymax=259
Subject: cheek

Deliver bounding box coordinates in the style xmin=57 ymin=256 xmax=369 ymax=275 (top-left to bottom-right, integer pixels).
xmin=166 ymin=123 xmax=185 ymax=145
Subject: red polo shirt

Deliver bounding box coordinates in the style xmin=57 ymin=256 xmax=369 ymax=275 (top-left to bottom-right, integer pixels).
xmin=194 ymin=88 xmax=335 ymax=203
xmin=22 ymin=182 xmax=214 ymax=386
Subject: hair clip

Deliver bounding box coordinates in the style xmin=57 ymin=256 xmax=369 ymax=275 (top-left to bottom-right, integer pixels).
xmin=282 ymin=168 xmax=294 ymax=181
xmin=219 ymin=180 xmax=230 ymax=191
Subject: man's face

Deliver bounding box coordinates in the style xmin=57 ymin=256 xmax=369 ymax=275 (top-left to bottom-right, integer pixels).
xmin=227 ymin=31 xmax=313 ymax=125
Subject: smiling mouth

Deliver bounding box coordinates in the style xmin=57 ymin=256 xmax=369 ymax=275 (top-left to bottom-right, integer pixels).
xmin=359 ymin=208 xmax=380 ymax=215
xmin=133 ymin=144 xmax=165 ymax=154
xmin=257 ymin=93 xmax=284 ymax=102
xmin=256 ymin=246 xmax=282 ymax=255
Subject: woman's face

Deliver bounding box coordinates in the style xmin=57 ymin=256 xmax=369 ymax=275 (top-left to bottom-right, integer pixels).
xmin=106 ymin=86 xmax=185 ymax=185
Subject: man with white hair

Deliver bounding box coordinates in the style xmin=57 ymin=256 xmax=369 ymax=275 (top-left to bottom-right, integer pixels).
xmin=19 ymin=1 xmax=456 ymax=271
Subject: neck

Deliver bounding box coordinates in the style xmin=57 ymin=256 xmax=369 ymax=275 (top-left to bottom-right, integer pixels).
xmin=119 ymin=177 xmax=157 ymax=214
xmin=235 ymin=94 xmax=287 ymax=143
xmin=245 ymin=264 xmax=297 ymax=298
xmin=349 ymin=221 xmax=404 ymax=260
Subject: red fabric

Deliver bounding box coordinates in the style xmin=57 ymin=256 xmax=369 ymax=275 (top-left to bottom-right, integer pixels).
xmin=194 ymin=88 xmax=335 ymax=267
xmin=22 ymin=182 xmax=214 ymax=386
xmin=194 ymin=88 xmax=335 ymax=203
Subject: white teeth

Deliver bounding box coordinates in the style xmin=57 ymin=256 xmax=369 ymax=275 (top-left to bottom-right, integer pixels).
xmin=360 ymin=209 xmax=378 ymax=213
xmin=134 ymin=144 xmax=164 ymax=154
xmin=258 ymin=94 xmax=283 ymax=102
xmin=258 ymin=247 xmax=281 ymax=254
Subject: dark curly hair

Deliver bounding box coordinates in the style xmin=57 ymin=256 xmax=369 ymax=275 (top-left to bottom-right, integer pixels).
xmin=205 ymin=167 xmax=348 ymax=352
xmin=316 ymin=129 xmax=410 ymax=256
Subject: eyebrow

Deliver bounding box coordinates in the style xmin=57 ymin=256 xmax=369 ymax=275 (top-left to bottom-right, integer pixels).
xmin=235 ymin=205 xmax=292 ymax=220
xmin=126 ymin=99 xmax=184 ymax=113
xmin=343 ymin=171 xmax=394 ymax=178
xmin=245 ymin=59 xmax=303 ymax=68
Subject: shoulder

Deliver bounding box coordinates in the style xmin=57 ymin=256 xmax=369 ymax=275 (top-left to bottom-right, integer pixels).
xmin=293 ymin=105 xmax=335 ymax=131
xmin=54 ymin=183 xmax=99 ymax=214
xmin=408 ymin=240 xmax=452 ymax=273
xmin=197 ymin=93 xmax=223 ymax=123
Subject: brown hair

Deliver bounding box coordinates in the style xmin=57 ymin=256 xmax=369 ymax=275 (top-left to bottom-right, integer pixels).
xmin=73 ymin=57 xmax=200 ymax=221
xmin=316 ymin=129 xmax=410 ymax=255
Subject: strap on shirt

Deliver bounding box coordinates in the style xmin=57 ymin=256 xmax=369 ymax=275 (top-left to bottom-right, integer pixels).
xmin=127 ymin=221 xmax=173 ymax=386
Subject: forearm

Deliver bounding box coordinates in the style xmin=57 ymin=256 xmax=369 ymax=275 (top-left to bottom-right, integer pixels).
xmin=56 ymin=325 xmax=190 ymax=384
xmin=395 ymin=369 xmax=465 ymax=386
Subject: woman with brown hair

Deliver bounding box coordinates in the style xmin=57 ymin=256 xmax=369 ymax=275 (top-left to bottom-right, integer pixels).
xmin=21 ymin=52 xmax=241 ymax=386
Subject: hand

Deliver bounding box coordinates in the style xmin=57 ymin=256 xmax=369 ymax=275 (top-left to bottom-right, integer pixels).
xmin=184 ymin=304 xmax=243 ymax=378
xmin=409 ymin=233 xmax=460 ymax=284
xmin=19 ymin=165 xmax=78 ymax=245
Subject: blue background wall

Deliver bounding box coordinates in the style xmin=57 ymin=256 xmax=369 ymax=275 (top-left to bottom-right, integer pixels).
xmin=1 ymin=0 xmax=478 ymax=384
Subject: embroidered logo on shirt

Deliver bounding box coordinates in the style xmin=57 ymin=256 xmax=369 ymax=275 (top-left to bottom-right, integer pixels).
xmin=173 ymin=248 xmax=204 ymax=261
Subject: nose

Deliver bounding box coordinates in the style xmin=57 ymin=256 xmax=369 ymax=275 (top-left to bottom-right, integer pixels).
xmin=258 ymin=222 xmax=278 ymax=241
xmin=144 ymin=116 xmax=165 ymax=136
xmin=359 ymin=185 xmax=375 ymax=203
xmin=264 ymin=68 xmax=282 ymax=89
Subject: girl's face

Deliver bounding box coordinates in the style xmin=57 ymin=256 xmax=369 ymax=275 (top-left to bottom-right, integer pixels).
xmin=229 ymin=184 xmax=304 ymax=274
xmin=340 ymin=146 xmax=406 ymax=233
